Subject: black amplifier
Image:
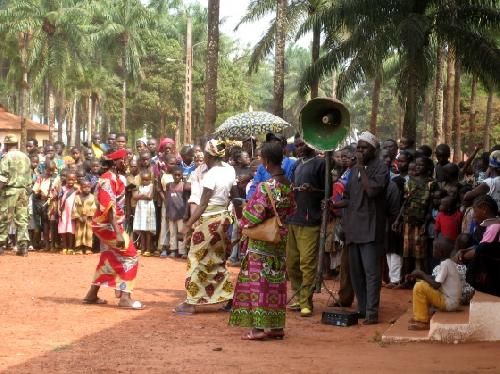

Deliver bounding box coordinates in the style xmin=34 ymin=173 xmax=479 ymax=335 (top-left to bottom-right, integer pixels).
xmin=321 ymin=308 xmax=358 ymax=327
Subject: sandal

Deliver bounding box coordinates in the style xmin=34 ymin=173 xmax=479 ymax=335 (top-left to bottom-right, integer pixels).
xmin=266 ymin=330 xmax=285 ymax=340
xmin=82 ymin=297 xmax=108 ymax=305
xmin=118 ymin=300 xmax=145 ymax=310
xmin=241 ymin=330 xmax=267 ymax=341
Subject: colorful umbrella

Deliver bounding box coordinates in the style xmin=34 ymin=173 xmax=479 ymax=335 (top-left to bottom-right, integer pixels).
xmin=213 ymin=111 xmax=291 ymax=139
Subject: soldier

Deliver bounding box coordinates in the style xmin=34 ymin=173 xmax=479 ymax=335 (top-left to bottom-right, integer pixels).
xmin=0 ymin=134 xmax=32 ymax=256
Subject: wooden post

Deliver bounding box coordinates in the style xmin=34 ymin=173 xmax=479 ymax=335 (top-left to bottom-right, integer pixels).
xmin=184 ymin=18 xmax=192 ymax=145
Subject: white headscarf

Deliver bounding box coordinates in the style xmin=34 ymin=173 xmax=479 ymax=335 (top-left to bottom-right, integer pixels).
xmin=358 ymin=131 xmax=379 ymax=149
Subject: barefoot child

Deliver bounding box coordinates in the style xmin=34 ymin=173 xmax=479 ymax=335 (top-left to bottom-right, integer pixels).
xmin=133 ymin=170 xmax=156 ymax=256
xmin=408 ymin=237 xmax=462 ymax=330
xmin=165 ymin=166 xmax=190 ymax=258
xmin=73 ymin=180 xmax=97 ymax=255
xmin=32 ymin=161 xmax=60 ymax=251
xmin=393 ymin=157 xmax=436 ymax=278
xmin=58 ymin=172 xmax=77 ymax=254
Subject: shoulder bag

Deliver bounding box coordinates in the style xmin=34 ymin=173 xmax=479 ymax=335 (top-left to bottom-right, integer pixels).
xmin=242 ymin=182 xmax=282 ymax=243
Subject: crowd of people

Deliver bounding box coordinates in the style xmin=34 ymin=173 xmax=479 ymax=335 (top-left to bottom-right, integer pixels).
xmin=0 ymin=129 xmax=498 ymax=338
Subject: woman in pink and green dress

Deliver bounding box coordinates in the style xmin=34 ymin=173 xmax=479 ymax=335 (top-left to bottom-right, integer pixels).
xmin=229 ymin=142 xmax=296 ymax=340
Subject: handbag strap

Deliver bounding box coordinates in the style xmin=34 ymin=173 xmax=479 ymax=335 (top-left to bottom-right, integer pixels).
xmin=262 ymin=182 xmax=282 ymax=227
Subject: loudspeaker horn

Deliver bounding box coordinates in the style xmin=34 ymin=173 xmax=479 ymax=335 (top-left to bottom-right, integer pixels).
xmin=299 ymin=98 xmax=350 ymax=152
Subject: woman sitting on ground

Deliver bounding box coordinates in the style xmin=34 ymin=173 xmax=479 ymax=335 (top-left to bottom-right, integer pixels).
xmin=229 ymin=141 xmax=296 ymax=340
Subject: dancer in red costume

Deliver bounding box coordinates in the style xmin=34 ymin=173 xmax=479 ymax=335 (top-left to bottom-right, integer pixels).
xmin=82 ymin=149 xmax=144 ymax=309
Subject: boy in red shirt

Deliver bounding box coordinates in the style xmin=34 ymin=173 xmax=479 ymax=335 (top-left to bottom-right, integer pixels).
xmin=435 ymin=196 xmax=463 ymax=241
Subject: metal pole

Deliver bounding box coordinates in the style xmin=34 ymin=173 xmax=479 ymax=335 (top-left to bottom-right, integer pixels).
xmin=315 ymin=150 xmax=332 ymax=292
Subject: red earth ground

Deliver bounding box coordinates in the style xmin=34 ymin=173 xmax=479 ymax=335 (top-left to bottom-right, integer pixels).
xmin=1 ymin=252 xmax=499 ymax=373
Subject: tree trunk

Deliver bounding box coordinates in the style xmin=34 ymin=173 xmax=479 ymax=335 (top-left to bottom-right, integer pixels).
xmin=68 ymin=91 xmax=77 ymax=147
xmin=18 ymin=33 xmax=29 ymax=152
xmin=121 ymin=78 xmax=127 ymax=133
xmin=273 ymin=0 xmax=287 ymax=118
xmin=432 ymin=41 xmax=445 ymax=149
xmin=204 ymin=0 xmax=220 ymax=136
xmin=369 ymin=72 xmax=382 ymax=135
xmin=48 ymin=83 xmax=56 ymax=143
xmin=75 ymin=103 xmax=81 ymax=147
xmin=310 ymin=15 xmax=320 ymax=99
xmin=43 ymin=78 xmax=49 ymax=125
xmin=422 ymin=94 xmax=430 ymax=145
xmin=55 ymin=88 xmax=66 ymax=143
xmin=443 ymin=47 xmax=455 ymax=145
xmin=468 ymin=74 xmax=477 ymax=152
xmin=402 ymin=72 xmax=418 ymax=143
xmin=91 ymin=94 xmax=98 ymax=135
xmin=452 ymin=59 xmax=462 ymax=162
xmin=483 ymin=89 xmax=493 ymax=150
xmin=87 ymin=95 xmax=92 ymax=143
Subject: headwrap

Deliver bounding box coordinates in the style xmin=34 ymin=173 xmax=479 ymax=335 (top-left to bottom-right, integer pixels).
xmin=136 ymin=137 xmax=148 ymax=146
xmin=204 ymin=139 xmax=226 ymax=158
xmin=489 ymin=150 xmax=500 ymax=168
xmin=158 ymin=137 xmax=175 ymax=153
xmin=358 ymin=131 xmax=379 ymax=149
xmin=104 ymin=148 xmax=128 ymax=161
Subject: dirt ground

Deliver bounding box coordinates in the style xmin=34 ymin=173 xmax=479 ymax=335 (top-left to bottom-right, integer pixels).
xmin=1 ymin=252 xmax=499 ymax=374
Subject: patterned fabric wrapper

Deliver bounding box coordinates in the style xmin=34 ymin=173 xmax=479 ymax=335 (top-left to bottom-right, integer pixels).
xmin=185 ymin=211 xmax=234 ymax=305
xmin=91 ymin=171 xmax=138 ymax=293
xmin=229 ymin=180 xmax=296 ymax=329
xmin=229 ymin=252 xmax=287 ymax=329
xmin=403 ymin=223 xmax=425 ymax=259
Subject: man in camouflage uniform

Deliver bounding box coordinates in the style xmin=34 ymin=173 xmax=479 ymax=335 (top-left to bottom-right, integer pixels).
xmin=0 ymin=134 xmax=32 ymax=256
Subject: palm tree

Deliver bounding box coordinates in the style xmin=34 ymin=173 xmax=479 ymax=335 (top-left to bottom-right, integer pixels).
xmin=237 ymin=0 xmax=327 ymax=116
xmin=90 ymin=0 xmax=154 ymax=133
xmin=468 ymin=74 xmax=478 ymax=151
xmin=452 ymin=58 xmax=462 ymax=162
xmin=298 ymin=0 xmax=500 ymax=142
xmin=483 ymin=88 xmax=493 ymax=150
xmin=443 ymin=48 xmax=455 ymax=145
xmin=273 ymin=0 xmax=287 ymax=117
xmin=204 ymin=0 xmax=219 ymax=135
xmin=431 ymin=41 xmax=445 ymax=149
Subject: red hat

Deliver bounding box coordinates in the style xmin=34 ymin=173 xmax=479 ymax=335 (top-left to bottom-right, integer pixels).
xmin=104 ymin=148 xmax=128 ymax=161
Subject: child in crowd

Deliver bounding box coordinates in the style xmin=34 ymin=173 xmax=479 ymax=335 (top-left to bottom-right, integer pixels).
xmin=407 ymin=237 xmax=463 ymax=331
xmin=133 ymin=170 xmax=156 ymax=256
xmin=70 ymin=146 xmax=84 ymax=168
xmin=75 ymin=168 xmax=86 ymax=189
xmin=193 ymin=151 xmax=204 ymax=168
xmin=408 ymin=161 xmax=417 ymax=177
xmin=73 ymin=180 xmax=97 ymax=255
xmin=85 ymin=158 xmax=101 ymax=192
xmin=58 ymin=172 xmax=77 ymax=254
xmin=29 ymin=154 xmax=41 ymax=249
xmin=165 ymin=166 xmax=190 ymax=258
xmin=158 ymin=154 xmax=177 ymax=257
xmin=32 ymin=161 xmax=60 ymax=252
xmin=394 ymin=157 xmax=435 ymax=277
xmin=435 ymin=196 xmax=463 ymax=242
xmin=179 ymin=145 xmax=195 ymax=180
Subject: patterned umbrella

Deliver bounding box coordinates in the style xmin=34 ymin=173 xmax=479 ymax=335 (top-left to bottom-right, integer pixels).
xmin=213 ymin=111 xmax=291 ymax=139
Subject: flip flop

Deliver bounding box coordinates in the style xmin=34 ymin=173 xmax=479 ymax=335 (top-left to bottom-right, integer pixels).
xmin=118 ymin=300 xmax=145 ymax=310
xmin=82 ymin=298 xmax=108 ymax=305
xmin=241 ymin=330 xmax=268 ymax=341
xmin=173 ymin=304 xmax=195 ymax=315
xmin=408 ymin=321 xmax=430 ymax=331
